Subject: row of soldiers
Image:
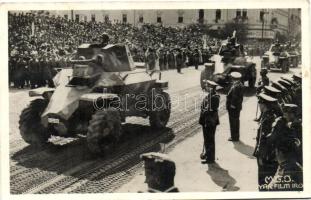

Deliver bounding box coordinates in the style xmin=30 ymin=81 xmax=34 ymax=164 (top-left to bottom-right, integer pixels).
xmin=254 ymin=70 xmax=302 ymax=191
xmin=145 ymin=47 xmax=213 ymax=73
xmin=9 ymin=55 xmax=57 ymax=89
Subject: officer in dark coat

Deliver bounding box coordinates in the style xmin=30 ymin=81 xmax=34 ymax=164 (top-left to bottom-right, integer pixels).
xmin=199 ymin=80 xmax=220 ymax=163
xmin=226 ymin=72 xmax=244 ymax=141
xmin=267 ymin=104 xmax=303 ymax=191
xmin=253 ymin=93 xmax=280 ymax=191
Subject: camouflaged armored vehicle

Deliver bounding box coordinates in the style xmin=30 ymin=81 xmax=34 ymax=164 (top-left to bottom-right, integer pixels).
xmin=285 ymin=43 xmax=300 ymax=68
xmin=19 ymin=43 xmax=171 ymax=154
xmin=200 ymin=36 xmax=257 ymax=89
xmin=261 ymin=43 xmax=290 ymax=73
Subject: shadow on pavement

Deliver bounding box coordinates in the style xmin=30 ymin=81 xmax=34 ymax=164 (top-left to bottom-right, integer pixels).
xmin=233 ymin=141 xmax=255 ymax=159
xmin=206 ymin=162 xmax=240 ymax=191
xmin=11 ymin=123 xmax=175 ymax=181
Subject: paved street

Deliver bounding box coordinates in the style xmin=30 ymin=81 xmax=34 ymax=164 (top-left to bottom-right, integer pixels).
xmin=9 ymin=57 xmax=301 ymax=193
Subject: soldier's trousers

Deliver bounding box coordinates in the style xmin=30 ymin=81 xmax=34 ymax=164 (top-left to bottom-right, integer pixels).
xmin=202 ymin=124 xmax=217 ymax=162
xmin=228 ymin=109 xmax=240 ymax=141
xmin=257 ymin=158 xmax=278 ymax=191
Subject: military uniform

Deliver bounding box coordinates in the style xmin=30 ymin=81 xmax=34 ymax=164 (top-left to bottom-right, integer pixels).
xmin=271 ymin=81 xmax=290 ymax=104
xmin=226 ymin=72 xmax=244 ymax=141
xmin=256 ymin=68 xmax=269 ymax=94
xmin=176 ymin=50 xmax=183 ymax=73
xmin=292 ymin=74 xmax=302 ymax=118
xmin=253 ymin=93 xmax=279 ymax=191
xmin=199 ymin=80 xmax=220 ymax=163
xmin=267 ymin=104 xmax=303 ymax=191
xmin=193 ymin=49 xmax=200 ymax=70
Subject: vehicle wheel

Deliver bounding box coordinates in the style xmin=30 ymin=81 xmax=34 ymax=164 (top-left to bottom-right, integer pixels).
xmin=87 ymin=108 xmax=121 ymax=154
xmin=149 ymin=91 xmax=171 ymax=129
xmin=19 ymin=98 xmax=50 ymax=147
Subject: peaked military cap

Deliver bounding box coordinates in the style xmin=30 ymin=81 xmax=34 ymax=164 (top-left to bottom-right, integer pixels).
xmin=293 ymin=73 xmax=302 ymax=81
xmin=282 ymin=103 xmax=298 ymax=113
xmin=203 ymin=79 xmax=218 ymax=87
xmin=281 ymin=76 xmax=294 ymax=85
xmin=264 ymin=86 xmax=281 ymax=93
xmin=278 ymin=79 xmax=292 ymax=89
xmin=204 ymin=63 xmax=214 ymax=67
xmin=258 ymin=93 xmax=278 ymax=103
xmin=271 ymin=81 xmax=288 ymax=92
xmin=230 ymin=72 xmax=242 ymax=79
xmin=280 ymin=78 xmax=295 ymax=86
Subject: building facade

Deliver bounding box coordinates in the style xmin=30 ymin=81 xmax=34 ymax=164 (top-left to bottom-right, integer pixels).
xmin=45 ymin=9 xmax=301 ymax=40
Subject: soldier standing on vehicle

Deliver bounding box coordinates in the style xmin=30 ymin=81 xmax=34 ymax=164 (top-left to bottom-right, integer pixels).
xmin=267 ymin=104 xmax=303 ymax=191
xmin=100 ymin=32 xmax=109 ymax=48
xmin=199 ymin=80 xmax=220 ymax=164
xmin=253 ymin=93 xmax=280 ymax=191
xmin=226 ymin=72 xmax=244 ymax=142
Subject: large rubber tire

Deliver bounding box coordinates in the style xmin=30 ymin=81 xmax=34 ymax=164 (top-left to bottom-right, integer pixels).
xmin=87 ymin=108 xmax=121 ymax=154
xmin=19 ymin=98 xmax=50 ymax=147
xmin=149 ymin=91 xmax=171 ymax=129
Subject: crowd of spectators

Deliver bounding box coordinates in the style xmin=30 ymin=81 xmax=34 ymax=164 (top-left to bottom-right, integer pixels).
xmin=9 ymin=11 xmax=277 ymax=88
xmin=9 ymin=11 xmax=224 ymax=88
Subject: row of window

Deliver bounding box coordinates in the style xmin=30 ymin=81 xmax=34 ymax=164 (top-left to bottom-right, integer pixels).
xmin=62 ymin=10 xmax=277 ymax=24
xmin=67 ymin=13 xmax=165 ymax=23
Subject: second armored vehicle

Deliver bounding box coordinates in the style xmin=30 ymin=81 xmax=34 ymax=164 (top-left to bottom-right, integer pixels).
xmin=261 ymin=43 xmax=290 ymax=73
xmin=201 ymin=33 xmax=257 ymax=89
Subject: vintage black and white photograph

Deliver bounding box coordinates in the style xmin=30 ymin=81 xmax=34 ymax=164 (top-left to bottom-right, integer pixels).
xmin=5 ymin=5 xmax=307 ymax=197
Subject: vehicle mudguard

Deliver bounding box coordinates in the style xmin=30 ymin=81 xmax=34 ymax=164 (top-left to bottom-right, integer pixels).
xmin=29 ymin=87 xmax=55 ymax=99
